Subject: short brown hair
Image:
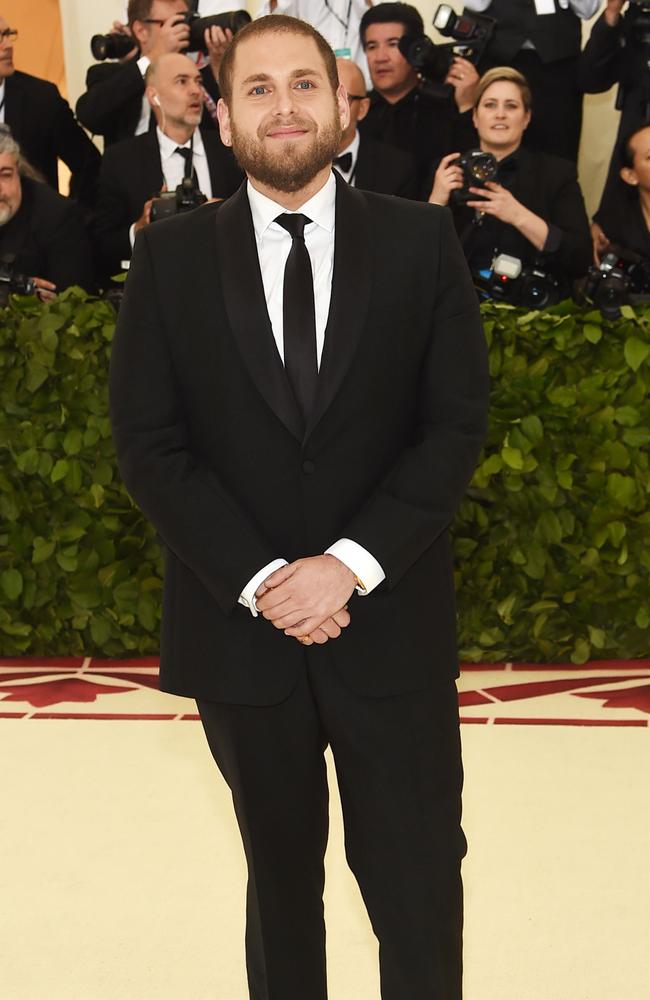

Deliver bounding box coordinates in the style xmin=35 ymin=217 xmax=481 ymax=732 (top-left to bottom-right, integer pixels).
xmin=127 ymin=0 xmax=187 ymax=28
xmin=474 ymin=66 xmax=532 ymax=113
xmin=218 ymin=14 xmax=339 ymax=106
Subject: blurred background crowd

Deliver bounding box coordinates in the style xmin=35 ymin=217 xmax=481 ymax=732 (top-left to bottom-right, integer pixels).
xmin=1 ymin=0 xmax=649 ymax=317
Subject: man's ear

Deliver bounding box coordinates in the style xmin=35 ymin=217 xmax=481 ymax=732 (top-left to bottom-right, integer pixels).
xmin=131 ymin=19 xmax=148 ymax=48
xmin=357 ymin=96 xmax=371 ymax=123
xmin=620 ymin=165 xmax=639 ymax=187
xmin=336 ymin=82 xmax=351 ymax=132
xmin=146 ymin=86 xmax=159 ymax=109
xmin=217 ymin=98 xmax=232 ymax=147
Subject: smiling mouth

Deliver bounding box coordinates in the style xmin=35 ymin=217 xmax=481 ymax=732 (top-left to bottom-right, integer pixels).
xmin=266 ymin=128 xmax=308 ymax=139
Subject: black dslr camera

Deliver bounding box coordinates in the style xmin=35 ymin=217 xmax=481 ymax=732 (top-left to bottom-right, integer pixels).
xmin=584 ymin=246 xmax=650 ymax=320
xmin=0 ymin=254 xmax=36 ymax=307
xmin=399 ymin=3 xmax=495 ymax=101
xmin=450 ymin=149 xmax=498 ymax=205
xmin=475 ymin=253 xmax=560 ymax=309
xmin=150 ymin=176 xmax=207 ymax=223
xmin=91 ymin=9 xmax=251 ymax=61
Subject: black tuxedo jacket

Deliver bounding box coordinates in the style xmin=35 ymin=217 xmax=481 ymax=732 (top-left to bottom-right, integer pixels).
xmin=76 ymin=59 xmax=220 ymax=148
xmin=5 ymin=70 xmax=101 ymax=209
xmin=0 ymin=176 xmax=94 ymax=292
xmin=452 ymin=147 xmax=592 ymax=281
xmin=353 ymin=135 xmax=418 ymax=200
xmin=109 ymin=176 xmax=489 ymax=705
xmin=94 ymin=128 xmax=243 ymax=278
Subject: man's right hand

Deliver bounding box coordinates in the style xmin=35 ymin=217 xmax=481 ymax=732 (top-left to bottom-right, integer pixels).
xmin=148 ymin=13 xmax=191 ymax=60
xmin=604 ymin=0 xmax=626 ymax=27
xmin=297 ymin=607 xmax=351 ymax=645
xmin=134 ymin=195 xmax=157 ymax=234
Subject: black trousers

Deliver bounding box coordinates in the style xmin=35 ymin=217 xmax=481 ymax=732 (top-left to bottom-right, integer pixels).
xmin=484 ymin=50 xmax=583 ymax=162
xmin=197 ymin=657 xmax=466 ymax=1000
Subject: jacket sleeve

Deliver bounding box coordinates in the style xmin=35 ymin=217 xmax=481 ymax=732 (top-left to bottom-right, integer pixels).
xmin=109 ymin=228 xmax=280 ymax=613
xmin=339 ymin=208 xmax=490 ymax=588
xmin=47 ymin=84 xmax=101 ymax=208
xmin=93 ymin=151 xmax=139 ymax=276
xmin=76 ymin=61 xmax=144 ymax=136
xmin=43 ymin=199 xmax=95 ymax=293
xmin=545 ymin=161 xmax=593 ymax=278
xmin=577 ymin=13 xmax=624 ymax=93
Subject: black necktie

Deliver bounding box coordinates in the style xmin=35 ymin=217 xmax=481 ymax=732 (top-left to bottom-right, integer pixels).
xmin=334 ymin=152 xmax=353 ymax=174
xmin=275 ymin=213 xmax=318 ymax=423
xmin=174 ymin=146 xmax=198 ymax=185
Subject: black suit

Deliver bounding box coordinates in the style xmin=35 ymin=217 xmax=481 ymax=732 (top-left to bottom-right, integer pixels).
xmin=4 ymin=70 xmax=101 ymax=209
xmin=452 ymin=147 xmax=592 ymax=290
xmin=352 ymin=134 xmax=418 ymax=199
xmin=75 ymin=59 xmax=220 ymax=148
xmin=94 ymin=127 xmax=243 ymax=280
xmin=0 ymin=176 xmax=94 ymax=292
xmin=109 ymin=176 xmax=489 ymax=998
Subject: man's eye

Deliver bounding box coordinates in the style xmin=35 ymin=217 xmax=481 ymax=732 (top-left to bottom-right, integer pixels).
xmin=296 ymin=80 xmax=313 ymax=90
xmin=251 ymin=86 xmax=267 ymax=95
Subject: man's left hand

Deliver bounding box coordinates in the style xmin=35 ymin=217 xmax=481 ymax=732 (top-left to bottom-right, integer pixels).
xmin=445 ymin=56 xmax=479 ymax=113
xmin=205 ymin=25 xmax=233 ymax=78
xmin=255 ymin=555 xmax=357 ymax=638
xmin=32 ymin=277 xmax=57 ymax=302
xmin=467 ymin=181 xmax=525 ymax=226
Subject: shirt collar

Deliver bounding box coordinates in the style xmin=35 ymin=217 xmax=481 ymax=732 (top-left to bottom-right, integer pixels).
xmin=247 ymin=170 xmax=337 ymax=239
xmin=157 ymin=126 xmax=206 ymax=161
xmin=337 ymin=129 xmax=360 ymax=165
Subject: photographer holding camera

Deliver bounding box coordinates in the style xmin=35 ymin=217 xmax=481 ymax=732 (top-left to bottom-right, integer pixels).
xmin=93 ymin=52 xmax=242 ymax=283
xmin=0 ymin=130 xmax=94 ymax=302
xmin=463 ymin=0 xmax=600 ymax=162
xmin=76 ymin=0 xmax=237 ymax=148
xmin=358 ymin=3 xmax=480 ymax=193
xmin=429 ymin=66 xmax=591 ymax=299
xmin=579 ymin=0 xmax=650 ymax=223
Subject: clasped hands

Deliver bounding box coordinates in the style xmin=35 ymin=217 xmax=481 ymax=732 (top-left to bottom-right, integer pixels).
xmin=255 ymin=554 xmax=356 ymax=646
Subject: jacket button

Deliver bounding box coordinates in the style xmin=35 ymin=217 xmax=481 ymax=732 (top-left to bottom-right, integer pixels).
xmin=302 ymin=460 xmax=315 ymax=474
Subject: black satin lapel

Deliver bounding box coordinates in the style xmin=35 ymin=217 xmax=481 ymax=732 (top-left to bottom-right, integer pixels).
xmin=305 ymin=175 xmax=372 ymax=440
xmin=214 ymin=184 xmax=303 ymax=441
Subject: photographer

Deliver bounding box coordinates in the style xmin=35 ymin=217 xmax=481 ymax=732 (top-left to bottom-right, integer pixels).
xmin=0 ymin=130 xmax=94 ymax=300
xmin=579 ymin=0 xmax=650 ymax=219
xmin=93 ymin=52 xmax=242 ymax=283
xmin=0 ymin=13 xmax=100 ymax=211
xmin=358 ymin=3 xmax=480 ymax=192
xmin=593 ymin=124 xmax=650 ymax=262
xmin=76 ymin=0 xmax=231 ymax=148
xmin=463 ymin=0 xmax=600 ymax=161
xmin=429 ymin=67 xmax=592 ymax=297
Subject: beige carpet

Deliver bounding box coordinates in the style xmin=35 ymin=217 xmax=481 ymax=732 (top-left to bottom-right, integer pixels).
xmin=1 ymin=659 xmax=649 ymax=1000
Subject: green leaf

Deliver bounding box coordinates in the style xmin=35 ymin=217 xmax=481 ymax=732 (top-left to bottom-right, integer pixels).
xmin=614 ymin=406 xmax=641 ymax=427
xmin=63 ymin=429 xmax=83 ymax=455
xmin=16 ymin=449 xmax=39 ymax=475
xmin=606 ymin=473 xmax=637 ymax=508
xmin=90 ymin=484 xmax=105 ymax=508
xmin=571 ymin=638 xmax=591 ymax=665
xmin=520 ymin=414 xmax=544 ymax=444
xmin=636 ymin=607 xmax=650 ymax=630
xmin=624 ymin=336 xmax=650 ymax=372
xmin=25 ymin=360 xmax=49 ymax=393
xmin=0 ymin=569 xmax=23 ymax=601
xmin=51 ymin=459 xmax=69 ymax=483
xmin=588 ymin=626 xmax=606 ymax=650
xmin=583 ymin=323 xmax=602 ymax=344
xmin=501 ymin=446 xmax=524 ymax=470
xmin=32 ymin=538 xmax=56 ymax=564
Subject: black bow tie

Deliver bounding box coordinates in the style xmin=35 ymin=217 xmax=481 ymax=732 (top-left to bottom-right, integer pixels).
xmin=334 ymin=152 xmax=353 ymax=173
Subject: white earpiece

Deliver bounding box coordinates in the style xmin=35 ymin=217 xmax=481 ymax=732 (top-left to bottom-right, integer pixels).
xmin=153 ymin=95 xmax=161 ymax=107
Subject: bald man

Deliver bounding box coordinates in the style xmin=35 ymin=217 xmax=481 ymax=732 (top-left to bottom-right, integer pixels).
xmin=335 ymin=57 xmax=418 ymax=199
xmin=94 ymin=52 xmax=242 ymax=283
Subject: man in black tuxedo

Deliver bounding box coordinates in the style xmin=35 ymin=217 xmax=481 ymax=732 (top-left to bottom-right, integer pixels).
xmin=0 ymin=131 xmax=93 ymax=298
xmin=110 ymin=14 xmax=489 ymax=1000
xmin=94 ymin=52 xmax=242 ymax=282
xmin=0 ymin=14 xmax=100 ymax=209
xmin=334 ymin=56 xmax=418 ymax=198
xmin=76 ymin=0 xmax=228 ymax=148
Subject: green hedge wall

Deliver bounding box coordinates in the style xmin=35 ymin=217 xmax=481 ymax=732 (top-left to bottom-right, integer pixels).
xmin=1 ymin=289 xmax=649 ymax=663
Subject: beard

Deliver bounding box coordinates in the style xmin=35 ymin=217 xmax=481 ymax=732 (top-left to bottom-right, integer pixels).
xmin=230 ymin=107 xmax=342 ymax=194
xmin=0 ymin=200 xmax=15 ymax=226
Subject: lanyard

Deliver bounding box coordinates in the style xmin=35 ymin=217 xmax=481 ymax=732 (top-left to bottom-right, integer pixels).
xmin=323 ymin=0 xmax=354 ymax=42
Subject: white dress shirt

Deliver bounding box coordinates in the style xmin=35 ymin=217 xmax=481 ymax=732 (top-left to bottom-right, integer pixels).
xmin=238 ymin=172 xmax=386 ymax=616
xmin=464 ymin=0 xmax=600 ymax=22
xmin=134 ymin=55 xmax=152 ymax=137
xmin=128 ymin=126 xmax=212 ymax=249
xmin=333 ymin=129 xmax=361 ymax=187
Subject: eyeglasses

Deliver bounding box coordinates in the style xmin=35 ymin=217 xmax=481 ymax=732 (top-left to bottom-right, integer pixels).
xmin=141 ymin=19 xmax=166 ymax=26
xmin=0 ymin=28 xmax=17 ymax=44
xmin=347 ymin=94 xmax=367 ymax=102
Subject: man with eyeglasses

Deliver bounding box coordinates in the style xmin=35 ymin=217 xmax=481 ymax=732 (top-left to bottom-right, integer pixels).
xmin=76 ymin=0 xmax=231 ymax=149
xmin=0 ymin=14 xmax=101 ymax=210
xmin=334 ymin=56 xmax=417 ymax=197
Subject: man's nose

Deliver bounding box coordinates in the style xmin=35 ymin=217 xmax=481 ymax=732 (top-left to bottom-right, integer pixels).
xmin=271 ymin=87 xmax=298 ymax=117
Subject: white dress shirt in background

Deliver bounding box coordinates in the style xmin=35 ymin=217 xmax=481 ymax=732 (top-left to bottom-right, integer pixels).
xmin=238 ymin=172 xmax=385 ymax=615
xmin=333 ymin=128 xmax=360 ymax=186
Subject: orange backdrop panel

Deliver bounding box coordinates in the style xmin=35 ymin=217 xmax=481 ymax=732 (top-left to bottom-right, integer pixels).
xmin=2 ymin=0 xmax=66 ymax=95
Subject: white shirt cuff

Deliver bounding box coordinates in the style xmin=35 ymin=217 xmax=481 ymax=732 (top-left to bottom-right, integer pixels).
xmin=325 ymin=538 xmax=385 ymax=596
xmin=137 ymin=55 xmax=151 ymax=77
xmin=238 ymin=558 xmax=288 ymax=617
